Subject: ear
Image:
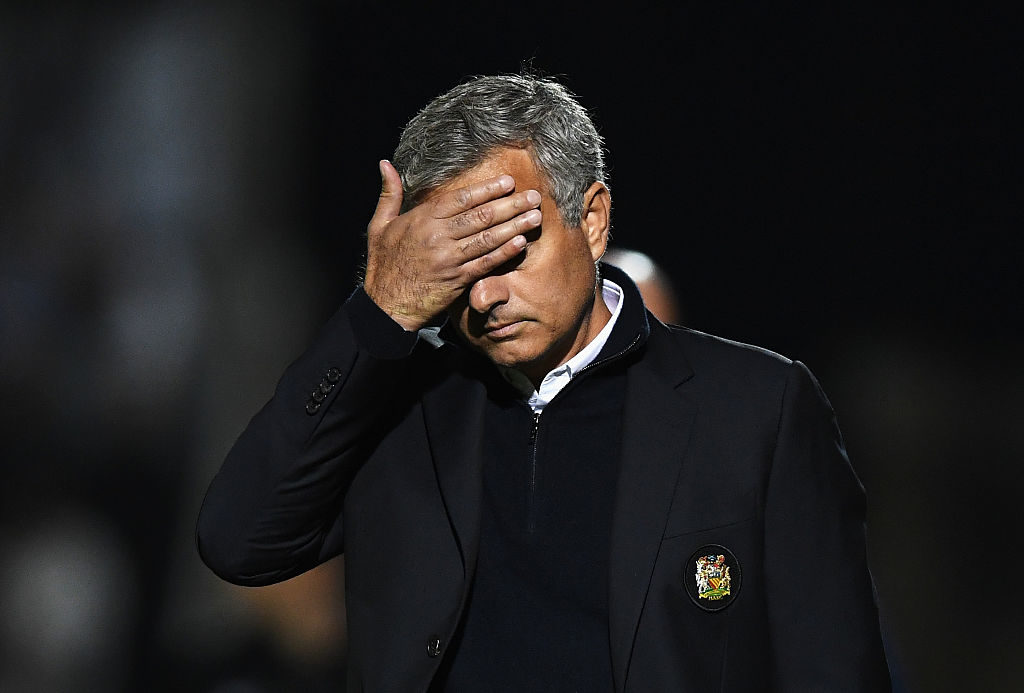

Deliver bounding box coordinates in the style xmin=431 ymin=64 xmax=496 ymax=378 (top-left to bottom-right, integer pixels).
xmin=580 ymin=181 xmax=611 ymax=262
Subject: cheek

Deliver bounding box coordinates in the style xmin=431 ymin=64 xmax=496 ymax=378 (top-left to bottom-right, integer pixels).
xmin=532 ymin=276 xmax=594 ymax=330
xmin=561 ymin=253 xmax=598 ymax=298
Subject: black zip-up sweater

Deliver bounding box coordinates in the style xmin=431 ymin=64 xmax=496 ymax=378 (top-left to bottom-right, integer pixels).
xmin=437 ymin=273 xmax=648 ymax=692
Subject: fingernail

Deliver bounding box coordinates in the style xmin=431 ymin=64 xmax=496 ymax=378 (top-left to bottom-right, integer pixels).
xmin=498 ymin=175 xmax=515 ymax=189
xmin=513 ymin=235 xmax=527 ymax=249
xmin=525 ymin=190 xmax=541 ymax=205
xmin=525 ymin=210 xmax=542 ymax=224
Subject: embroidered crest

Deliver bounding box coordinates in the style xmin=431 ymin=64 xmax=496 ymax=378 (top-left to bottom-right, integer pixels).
xmin=695 ymin=553 xmax=731 ymax=600
xmin=684 ymin=544 xmax=741 ymax=612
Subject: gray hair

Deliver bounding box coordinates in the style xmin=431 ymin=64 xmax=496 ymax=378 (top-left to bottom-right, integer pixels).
xmin=392 ymin=74 xmax=607 ymax=227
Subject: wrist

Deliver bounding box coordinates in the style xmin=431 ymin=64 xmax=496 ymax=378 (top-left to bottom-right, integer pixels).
xmin=362 ymin=283 xmax=427 ymax=332
xmin=347 ymin=286 xmax=421 ymax=358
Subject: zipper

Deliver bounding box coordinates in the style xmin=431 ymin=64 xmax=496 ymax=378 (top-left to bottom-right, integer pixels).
xmin=522 ymin=329 xmax=643 ymax=535
xmin=527 ymin=410 xmax=541 ymax=533
xmin=570 ymin=331 xmax=643 ymax=381
xmin=540 ymin=330 xmax=643 ymax=409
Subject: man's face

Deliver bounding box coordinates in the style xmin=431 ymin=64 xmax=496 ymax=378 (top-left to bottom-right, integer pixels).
xmin=438 ymin=147 xmax=610 ymax=384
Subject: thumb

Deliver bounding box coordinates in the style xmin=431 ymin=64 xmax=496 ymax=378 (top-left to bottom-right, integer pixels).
xmin=369 ymin=159 xmax=404 ymax=232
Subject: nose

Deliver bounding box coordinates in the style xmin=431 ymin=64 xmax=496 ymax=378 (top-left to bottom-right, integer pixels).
xmin=468 ymin=275 xmax=509 ymax=314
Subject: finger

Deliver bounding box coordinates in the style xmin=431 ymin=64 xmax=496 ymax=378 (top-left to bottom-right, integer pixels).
xmin=456 ymin=208 xmax=541 ymax=259
xmin=462 ymin=234 xmax=529 ymax=281
xmin=431 ymin=173 xmax=516 ymax=219
xmin=368 ymin=159 xmax=404 ymax=234
xmin=448 ymin=188 xmax=542 ymax=240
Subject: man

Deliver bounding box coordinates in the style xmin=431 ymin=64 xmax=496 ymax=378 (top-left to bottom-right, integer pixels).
xmin=197 ymin=74 xmax=891 ymax=691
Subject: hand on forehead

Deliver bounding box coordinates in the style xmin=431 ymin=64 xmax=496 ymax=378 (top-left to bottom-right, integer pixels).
xmin=362 ymin=155 xmax=542 ymax=332
xmin=428 ymin=148 xmax=549 ymax=210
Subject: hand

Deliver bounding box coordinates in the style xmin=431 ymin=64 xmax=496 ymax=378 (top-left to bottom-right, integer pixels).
xmin=363 ymin=159 xmax=542 ymax=331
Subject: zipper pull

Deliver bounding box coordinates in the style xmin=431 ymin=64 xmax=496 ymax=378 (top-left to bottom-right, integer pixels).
xmin=529 ymin=411 xmax=541 ymax=445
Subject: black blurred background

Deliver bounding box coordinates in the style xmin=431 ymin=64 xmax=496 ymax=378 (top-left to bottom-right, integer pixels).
xmin=1 ymin=3 xmax=1020 ymax=691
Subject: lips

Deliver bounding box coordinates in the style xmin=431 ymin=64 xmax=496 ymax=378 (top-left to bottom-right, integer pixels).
xmin=484 ymin=320 xmax=524 ymax=339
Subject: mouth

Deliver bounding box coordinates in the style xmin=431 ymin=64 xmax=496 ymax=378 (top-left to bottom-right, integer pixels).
xmin=484 ymin=320 xmax=524 ymax=339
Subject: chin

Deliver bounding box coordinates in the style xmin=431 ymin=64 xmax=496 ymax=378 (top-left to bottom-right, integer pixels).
xmin=478 ymin=342 xmax=542 ymax=371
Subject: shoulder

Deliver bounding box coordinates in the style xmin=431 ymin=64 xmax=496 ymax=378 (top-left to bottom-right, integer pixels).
xmin=669 ymin=323 xmax=789 ymax=362
xmin=657 ymin=321 xmax=794 ymax=375
xmin=642 ymin=319 xmax=829 ymax=412
xmin=652 ymin=321 xmax=832 ymax=415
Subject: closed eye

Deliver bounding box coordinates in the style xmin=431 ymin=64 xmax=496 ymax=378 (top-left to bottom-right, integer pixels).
xmin=494 ymin=227 xmax=540 ymax=274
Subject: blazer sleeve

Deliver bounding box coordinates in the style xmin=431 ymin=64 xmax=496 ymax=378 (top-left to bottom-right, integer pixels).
xmin=196 ymin=286 xmax=421 ymax=586
xmin=764 ymin=360 xmax=892 ymax=691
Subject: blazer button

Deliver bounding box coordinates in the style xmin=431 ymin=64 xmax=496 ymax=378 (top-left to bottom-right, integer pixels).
xmin=325 ymin=367 xmax=342 ymax=383
xmin=426 ymin=636 xmax=443 ymax=658
xmin=305 ymin=401 xmax=320 ymax=415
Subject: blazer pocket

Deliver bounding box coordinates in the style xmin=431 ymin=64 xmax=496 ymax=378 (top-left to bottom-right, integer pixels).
xmin=659 ymin=517 xmax=759 ymax=616
xmin=662 ymin=487 xmax=758 ymax=539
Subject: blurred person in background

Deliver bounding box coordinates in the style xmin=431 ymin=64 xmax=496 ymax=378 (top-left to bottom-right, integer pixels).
xmin=197 ymin=73 xmax=891 ymax=691
xmin=602 ymin=246 xmax=683 ymax=324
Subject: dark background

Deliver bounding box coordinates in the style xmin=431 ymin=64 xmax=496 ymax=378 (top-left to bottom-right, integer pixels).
xmin=1 ymin=3 xmax=1020 ymax=691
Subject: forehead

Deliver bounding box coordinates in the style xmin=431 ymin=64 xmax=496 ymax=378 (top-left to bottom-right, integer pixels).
xmin=434 ymin=147 xmax=548 ymax=197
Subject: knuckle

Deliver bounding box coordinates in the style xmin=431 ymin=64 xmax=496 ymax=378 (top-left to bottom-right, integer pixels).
xmin=427 ymin=230 xmax=447 ymax=249
xmin=474 ymin=206 xmax=493 ymax=226
xmin=475 ymin=253 xmax=495 ymax=273
xmin=457 ymin=232 xmax=485 ymax=256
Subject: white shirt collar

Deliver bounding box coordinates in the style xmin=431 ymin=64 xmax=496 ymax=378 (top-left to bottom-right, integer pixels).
xmin=499 ymin=279 xmax=624 ymax=413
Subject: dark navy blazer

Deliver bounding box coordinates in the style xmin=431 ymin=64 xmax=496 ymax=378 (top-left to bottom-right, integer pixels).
xmin=197 ymin=264 xmax=892 ymax=692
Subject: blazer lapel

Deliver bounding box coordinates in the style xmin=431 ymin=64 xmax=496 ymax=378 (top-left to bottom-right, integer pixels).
xmin=609 ymin=332 xmax=697 ymax=692
xmin=421 ymin=350 xmax=488 ymax=579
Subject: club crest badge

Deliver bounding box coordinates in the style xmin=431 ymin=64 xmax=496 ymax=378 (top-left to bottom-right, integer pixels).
xmin=685 ymin=544 xmax=741 ymax=612
xmin=695 ymin=553 xmax=732 ymax=600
